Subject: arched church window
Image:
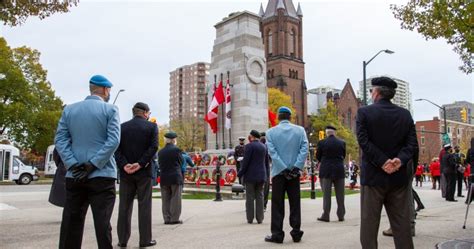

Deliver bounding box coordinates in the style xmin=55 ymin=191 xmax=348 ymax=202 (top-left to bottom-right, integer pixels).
xmin=267 ymin=31 xmax=273 ymax=56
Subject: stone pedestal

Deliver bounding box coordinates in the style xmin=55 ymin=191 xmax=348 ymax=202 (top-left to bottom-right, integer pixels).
xmin=206 ymin=11 xmax=268 ymax=151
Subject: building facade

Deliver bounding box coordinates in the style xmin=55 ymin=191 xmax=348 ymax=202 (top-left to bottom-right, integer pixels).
xmin=169 ymin=62 xmax=210 ymax=123
xmin=307 ymin=86 xmax=341 ymax=115
xmin=416 ymin=117 xmax=474 ymax=164
xmin=359 ymin=75 xmax=413 ymax=114
xmin=441 ymin=101 xmax=474 ymax=124
xmin=260 ymin=0 xmax=308 ymax=127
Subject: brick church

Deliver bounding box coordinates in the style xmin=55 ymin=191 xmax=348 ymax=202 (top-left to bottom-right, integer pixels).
xmin=260 ymin=0 xmax=307 ymax=128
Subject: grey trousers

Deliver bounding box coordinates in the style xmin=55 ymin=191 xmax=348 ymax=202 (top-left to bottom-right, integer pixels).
xmin=161 ymin=184 xmax=182 ymax=223
xmin=360 ymin=184 xmax=414 ymax=249
xmin=245 ymin=182 xmax=265 ymax=223
xmin=320 ymin=178 xmax=345 ymax=220
xmin=441 ymin=173 xmax=446 ymax=198
xmin=117 ymin=176 xmax=153 ymax=245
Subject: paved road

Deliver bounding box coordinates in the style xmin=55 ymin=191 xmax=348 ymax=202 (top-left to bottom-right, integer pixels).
xmin=0 ymin=182 xmax=472 ymax=248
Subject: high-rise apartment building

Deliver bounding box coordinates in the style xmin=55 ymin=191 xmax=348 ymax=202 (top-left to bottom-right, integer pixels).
xmin=169 ymin=62 xmax=210 ymax=123
xmin=359 ymin=75 xmax=413 ymax=114
xmin=441 ymin=101 xmax=473 ymax=124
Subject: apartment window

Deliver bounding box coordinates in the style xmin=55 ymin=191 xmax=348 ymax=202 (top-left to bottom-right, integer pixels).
xmin=420 ymin=126 xmax=425 ymax=134
xmin=421 ymin=137 xmax=425 ymax=145
xmin=447 ymin=126 xmax=451 ymax=133
xmin=457 ymin=128 xmax=460 ymax=135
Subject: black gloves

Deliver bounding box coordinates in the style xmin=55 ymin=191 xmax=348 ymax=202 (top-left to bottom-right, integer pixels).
xmin=71 ymin=162 xmax=97 ymax=182
xmin=282 ymin=167 xmax=301 ymax=180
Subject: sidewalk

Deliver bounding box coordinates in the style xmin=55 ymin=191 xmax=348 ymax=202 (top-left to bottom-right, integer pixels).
xmin=0 ymin=183 xmax=472 ymax=248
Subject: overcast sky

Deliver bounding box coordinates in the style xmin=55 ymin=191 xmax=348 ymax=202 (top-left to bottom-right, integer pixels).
xmin=1 ymin=0 xmax=472 ymax=125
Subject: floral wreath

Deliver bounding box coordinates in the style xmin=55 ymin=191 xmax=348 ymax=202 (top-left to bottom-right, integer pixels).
xmin=199 ymin=169 xmax=209 ymax=180
xmin=212 ymin=169 xmax=223 ymax=182
xmin=225 ymin=168 xmax=237 ymax=183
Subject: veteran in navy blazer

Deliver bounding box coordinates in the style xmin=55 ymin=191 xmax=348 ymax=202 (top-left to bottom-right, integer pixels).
xmin=316 ymin=126 xmax=346 ymax=222
xmin=356 ymin=76 xmax=418 ymax=249
xmin=115 ymin=102 xmax=158 ymax=248
xmin=238 ymin=130 xmax=268 ymax=224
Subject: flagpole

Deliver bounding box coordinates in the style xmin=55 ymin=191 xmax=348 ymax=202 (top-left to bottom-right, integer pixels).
xmin=220 ymin=73 xmax=225 ymax=150
xmin=227 ymin=71 xmax=232 ymax=149
xmin=214 ymin=74 xmax=218 ymax=150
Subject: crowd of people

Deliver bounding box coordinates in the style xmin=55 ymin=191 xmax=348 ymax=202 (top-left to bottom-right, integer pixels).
xmin=48 ymin=75 xmax=473 ymax=249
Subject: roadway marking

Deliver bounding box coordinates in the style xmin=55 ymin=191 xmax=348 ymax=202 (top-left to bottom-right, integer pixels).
xmin=0 ymin=203 xmax=17 ymax=211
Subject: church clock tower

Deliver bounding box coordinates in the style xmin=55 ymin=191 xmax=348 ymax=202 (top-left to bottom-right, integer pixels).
xmin=260 ymin=0 xmax=307 ymax=127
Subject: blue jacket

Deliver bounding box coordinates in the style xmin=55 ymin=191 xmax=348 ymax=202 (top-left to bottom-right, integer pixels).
xmin=266 ymin=120 xmax=309 ymax=177
xmin=237 ymin=140 xmax=268 ymax=183
xmin=55 ymin=95 xmax=121 ymax=179
xmin=181 ymin=152 xmax=195 ymax=173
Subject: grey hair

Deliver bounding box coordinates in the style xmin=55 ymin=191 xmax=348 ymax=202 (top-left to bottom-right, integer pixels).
xmin=165 ymin=138 xmax=177 ymax=145
xmin=89 ymin=84 xmax=104 ymax=95
xmin=325 ymin=129 xmax=336 ymax=136
xmin=376 ymin=86 xmax=396 ymax=100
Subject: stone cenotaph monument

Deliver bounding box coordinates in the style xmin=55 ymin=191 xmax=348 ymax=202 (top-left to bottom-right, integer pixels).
xmin=206 ymin=11 xmax=268 ymax=152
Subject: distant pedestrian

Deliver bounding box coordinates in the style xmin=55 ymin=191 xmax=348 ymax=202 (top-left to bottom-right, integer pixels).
xmin=237 ymin=130 xmax=268 ymax=224
xmin=316 ymin=125 xmax=346 ymax=222
xmin=55 ymin=75 xmax=120 ymax=249
xmin=415 ymin=164 xmax=423 ymax=187
xmin=158 ymin=132 xmax=184 ymax=225
xmin=429 ymin=158 xmax=441 ymax=190
xmin=115 ymin=102 xmax=158 ymax=248
xmin=442 ymin=145 xmax=457 ymax=202
xmin=48 ymin=148 xmax=67 ymax=207
xmin=181 ymin=152 xmax=195 ymax=175
xmin=356 ymin=77 xmax=417 ymax=249
xmin=264 ymin=106 xmax=308 ymax=244
xmin=349 ymin=161 xmax=359 ymax=190
xmin=454 ymin=146 xmax=466 ymax=197
xmin=260 ymin=132 xmax=271 ymax=212
xmin=234 ymin=137 xmax=246 ymax=184
xmin=439 ymin=145 xmax=449 ymax=198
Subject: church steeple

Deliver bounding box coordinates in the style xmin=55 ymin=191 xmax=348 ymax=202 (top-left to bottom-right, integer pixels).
xmin=261 ymin=0 xmax=299 ymax=20
xmin=296 ymin=2 xmax=303 ymax=17
xmin=259 ymin=3 xmax=265 ymax=16
xmin=277 ymin=0 xmax=285 ymax=10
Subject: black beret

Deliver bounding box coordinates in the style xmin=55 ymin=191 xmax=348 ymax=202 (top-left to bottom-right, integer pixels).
xmin=133 ymin=102 xmax=150 ymax=112
xmin=325 ymin=125 xmax=337 ymax=131
xmin=250 ymin=130 xmax=261 ymax=139
xmin=164 ymin=131 xmax=177 ymax=139
xmin=371 ymin=77 xmax=397 ymax=89
xmin=260 ymin=132 xmax=266 ymax=137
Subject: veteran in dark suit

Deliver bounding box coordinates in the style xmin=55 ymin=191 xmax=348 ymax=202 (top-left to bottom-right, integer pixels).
xmin=237 ymin=130 xmax=269 ymax=224
xmin=158 ymin=132 xmax=184 ymax=225
xmin=316 ymin=125 xmax=346 ymax=222
xmin=115 ymin=102 xmax=158 ymax=248
xmin=356 ymin=77 xmax=418 ymax=249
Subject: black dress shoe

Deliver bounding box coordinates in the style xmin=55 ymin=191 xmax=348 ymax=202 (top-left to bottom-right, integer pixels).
xmin=247 ymin=220 xmax=253 ymax=224
xmin=257 ymin=220 xmax=262 ymax=224
xmin=169 ymin=220 xmax=183 ymax=224
xmin=458 ymin=195 xmax=465 ymax=197
xmin=338 ymin=218 xmax=345 ymax=222
xmin=117 ymin=242 xmax=127 ymax=247
xmin=164 ymin=221 xmax=170 ymax=225
xmin=290 ymin=231 xmax=304 ymax=243
xmin=264 ymin=235 xmax=283 ymax=243
xmin=317 ymin=217 xmax=329 ymax=222
xmin=447 ymin=199 xmax=458 ymax=202
xmin=139 ymin=240 xmax=157 ymax=247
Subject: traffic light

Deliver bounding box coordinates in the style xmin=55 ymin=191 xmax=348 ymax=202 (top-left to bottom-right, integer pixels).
xmin=460 ymin=108 xmax=467 ymax=122
xmin=318 ymin=130 xmax=325 ymax=140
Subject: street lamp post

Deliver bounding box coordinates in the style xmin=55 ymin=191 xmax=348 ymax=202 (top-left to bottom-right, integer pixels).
xmin=112 ymin=89 xmax=125 ymax=105
xmin=415 ymin=98 xmax=447 ymax=135
xmin=362 ymin=49 xmax=395 ymax=105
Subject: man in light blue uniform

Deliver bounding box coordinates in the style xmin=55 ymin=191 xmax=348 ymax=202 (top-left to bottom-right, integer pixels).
xmin=264 ymin=106 xmax=308 ymax=244
xmin=55 ymin=75 xmax=120 ymax=249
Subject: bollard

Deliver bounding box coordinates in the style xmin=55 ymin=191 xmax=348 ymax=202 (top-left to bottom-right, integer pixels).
xmin=309 ymin=146 xmax=316 ymax=200
xmin=214 ymin=160 xmax=223 ymax=201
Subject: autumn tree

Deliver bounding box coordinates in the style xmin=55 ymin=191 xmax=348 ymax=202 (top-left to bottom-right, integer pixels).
xmin=391 ymin=1 xmax=474 ymax=74
xmin=267 ymin=88 xmax=295 ymax=125
xmin=310 ymin=101 xmax=359 ymax=163
xmin=0 ymin=37 xmax=63 ymax=154
xmin=170 ymin=119 xmax=205 ymax=152
xmin=0 ymin=0 xmax=78 ymax=26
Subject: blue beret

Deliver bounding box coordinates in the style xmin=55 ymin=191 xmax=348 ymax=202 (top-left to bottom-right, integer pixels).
xmin=278 ymin=106 xmax=292 ymax=114
xmin=89 ymin=75 xmax=113 ymax=88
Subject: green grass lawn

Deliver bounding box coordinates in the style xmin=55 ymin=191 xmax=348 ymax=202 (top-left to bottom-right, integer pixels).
xmin=152 ymin=189 xmax=359 ymax=200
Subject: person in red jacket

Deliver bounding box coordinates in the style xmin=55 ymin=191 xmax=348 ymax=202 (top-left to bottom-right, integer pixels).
xmin=430 ymin=158 xmax=441 ymax=190
xmin=415 ymin=164 xmax=424 ymax=187
xmin=464 ymin=164 xmax=471 ymax=190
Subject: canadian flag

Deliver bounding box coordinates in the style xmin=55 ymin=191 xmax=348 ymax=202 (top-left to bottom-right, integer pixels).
xmin=204 ymin=80 xmax=225 ymax=133
xmin=225 ymin=79 xmax=231 ymax=130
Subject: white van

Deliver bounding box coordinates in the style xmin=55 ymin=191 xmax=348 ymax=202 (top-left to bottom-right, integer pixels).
xmin=44 ymin=145 xmax=56 ymax=175
xmin=0 ymin=144 xmax=39 ymax=185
